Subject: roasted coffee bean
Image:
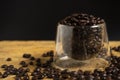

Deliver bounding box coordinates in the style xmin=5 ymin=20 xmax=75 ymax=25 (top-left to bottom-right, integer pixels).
xmin=61 ymin=74 xmax=69 ymax=79
xmin=85 ymin=75 xmax=94 ymax=80
xmin=41 ymin=63 xmax=49 ymax=68
xmin=30 ymin=56 xmax=35 ymax=60
xmin=8 ymin=65 xmax=14 ymax=68
xmin=48 ymin=50 xmax=54 ymax=57
xmin=6 ymin=58 xmax=12 ymax=61
xmin=84 ymin=71 xmax=91 ymax=75
xmin=42 ymin=50 xmax=54 ymax=57
xmin=106 ymin=75 xmax=112 ymax=80
xmin=23 ymin=53 xmax=31 ymax=58
xmin=25 ymin=68 xmax=30 ymax=72
xmin=112 ymin=46 xmax=120 ymax=52
xmin=34 ymin=67 xmax=41 ymax=72
xmin=47 ymin=74 xmax=53 ymax=78
xmin=23 ymin=75 xmax=30 ymax=80
xmin=60 ymin=13 xmax=104 ymax=26
xmin=20 ymin=61 xmax=28 ymax=67
xmin=31 ymin=76 xmax=38 ymax=80
xmin=42 ymin=53 xmax=48 ymax=57
xmin=36 ymin=58 xmax=41 ymax=62
xmin=20 ymin=61 xmax=26 ymax=65
xmin=1 ymin=64 xmax=7 ymax=68
xmin=22 ymin=63 xmax=28 ymax=67
xmin=37 ymin=74 xmax=44 ymax=79
xmin=29 ymin=61 xmax=34 ymax=65
xmin=15 ymin=76 xmax=22 ymax=80
xmin=2 ymin=72 xmax=8 ymax=78
xmin=31 ymin=72 xmax=38 ymax=76
xmin=36 ymin=62 xmax=41 ymax=67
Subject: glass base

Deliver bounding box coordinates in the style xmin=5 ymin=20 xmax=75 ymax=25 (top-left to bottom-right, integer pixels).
xmin=53 ymin=56 xmax=110 ymax=71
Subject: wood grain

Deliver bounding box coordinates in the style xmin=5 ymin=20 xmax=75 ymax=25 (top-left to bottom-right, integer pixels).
xmin=0 ymin=41 xmax=119 ymax=80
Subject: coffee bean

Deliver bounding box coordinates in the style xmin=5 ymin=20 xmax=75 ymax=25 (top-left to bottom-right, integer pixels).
xmin=6 ymin=58 xmax=12 ymax=61
xmin=31 ymin=72 xmax=38 ymax=76
xmin=8 ymin=65 xmax=14 ymax=68
xmin=112 ymin=46 xmax=120 ymax=52
xmin=29 ymin=61 xmax=34 ymax=65
xmin=23 ymin=53 xmax=31 ymax=58
xmin=22 ymin=64 xmax=28 ymax=67
xmin=15 ymin=76 xmax=22 ymax=80
xmin=25 ymin=68 xmax=30 ymax=72
xmin=36 ymin=58 xmax=41 ymax=62
xmin=34 ymin=67 xmax=41 ymax=72
xmin=2 ymin=72 xmax=8 ymax=78
xmin=20 ymin=61 xmax=26 ymax=65
xmin=20 ymin=61 xmax=28 ymax=67
xmin=31 ymin=76 xmax=38 ymax=80
xmin=23 ymin=75 xmax=30 ymax=80
xmin=42 ymin=53 xmax=48 ymax=57
xmin=30 ymin=56 xmax=35 ymax=60
xmin=42 ymin=50 xmax=54 ymax=57
xmin=1 ymin=64 xmax=7 ymax=68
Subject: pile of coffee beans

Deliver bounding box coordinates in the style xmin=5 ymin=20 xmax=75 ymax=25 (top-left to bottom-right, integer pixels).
xmin=59 ymin=13 xmax=106 ymax=60
xmin=60 ymin=13 xmax=104 ymax=26
xmin=0 ymin=47 xmax=120 ymax=80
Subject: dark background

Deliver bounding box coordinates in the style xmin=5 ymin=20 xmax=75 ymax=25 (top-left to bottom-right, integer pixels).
xmin=0 ymin=0 xmax=120 ymax=40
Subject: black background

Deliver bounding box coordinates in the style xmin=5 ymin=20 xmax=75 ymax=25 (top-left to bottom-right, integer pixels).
xmin=0 ymin=0 xmax=120 ymax=40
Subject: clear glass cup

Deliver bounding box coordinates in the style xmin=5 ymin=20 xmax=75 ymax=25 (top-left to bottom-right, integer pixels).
xmin=53 ymin=22 xmax=110 ymax=71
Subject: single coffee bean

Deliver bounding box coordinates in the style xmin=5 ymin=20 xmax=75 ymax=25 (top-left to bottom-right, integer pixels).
xmin=29 ymin=61 xmax=34 ymax=65
xmin=2 ymin=72 xmax=8 ymax=78
xmin=23 ymin=53 xmax=31 ymax=58
xmin=1 ymin=64 xmax=7 ymax=68
xmin=23 ymin=75 xmax=30 ymax=80
xmin=15 ymin=76 xmax=22 ymax=80
xmin=30 ymin=56 xmax=35 ymax=60
xmin=6 ymin=58 xmax=12 ymax=61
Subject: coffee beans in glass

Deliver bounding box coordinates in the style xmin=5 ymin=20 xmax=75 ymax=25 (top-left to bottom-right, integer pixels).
xmin=53 ymin=13 xmax=110 ymax=71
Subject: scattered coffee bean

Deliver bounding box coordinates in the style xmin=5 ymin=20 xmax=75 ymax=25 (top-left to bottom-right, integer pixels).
xmin=112 ymin=46 xmax=120 ymax=52
xmin=30 ymin=56 xmax=35 ymax=60
xmin=42 ymin=53 xmax=48 ymax=57
xmin=6 ymin=58 xmax=12 ymax=61
xmin=23 ymin=53 xmax=31 ymax=58
xmin=29 ymin=61 xmax=34 ymax=65
xmin=23 ymin=75 xmax=30 ymax=80
xmin=31 ymin=76 xmax=38 ymax=80
xmin=42 ymin=50 xmax=54 ymax=57
xmin=25 ymin=68 xmax=30 ymax=72
xmin=36 ymin=58 xmax=41 ymax=63
xmin=34 ymin=67 xmax=41 ymax=72
xmin=2 ymin=72 xmax=8 ymax=78
xmin=1 ymin=50 xmax=120 ymax=79
xmin=15 ymin=76 xmax=22 ymax=80
xmin=1 ymin=64 xmax=7 ymax=68
xmin=19 ymin=61 xmax=28 ymax=67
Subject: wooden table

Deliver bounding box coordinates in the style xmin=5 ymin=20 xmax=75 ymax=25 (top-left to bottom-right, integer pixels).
xmin=0 ymin=41 xmax=120 ymax=80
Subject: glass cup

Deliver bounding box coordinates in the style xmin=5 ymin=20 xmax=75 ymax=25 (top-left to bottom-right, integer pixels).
xmin=53 ymin=22 xmax=110 ymax=71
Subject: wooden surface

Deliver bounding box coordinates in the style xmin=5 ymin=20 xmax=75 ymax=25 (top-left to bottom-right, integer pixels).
xmin=0 ymin=41 xmax=120 ymax=80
